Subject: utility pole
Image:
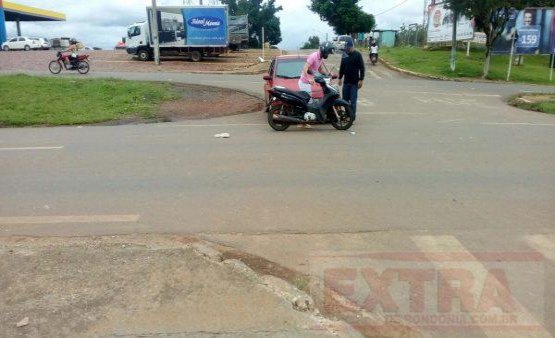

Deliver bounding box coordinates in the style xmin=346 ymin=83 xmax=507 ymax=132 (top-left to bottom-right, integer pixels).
xmin=261 ymin=27 xmax=265 ymax=60
xmin=151 ymin=0 xmax=160 ymax=65
xmin=422 ymin=0 xmax=428 ymax=27
xmin=450 ymin=11 xmax=458 ymax=72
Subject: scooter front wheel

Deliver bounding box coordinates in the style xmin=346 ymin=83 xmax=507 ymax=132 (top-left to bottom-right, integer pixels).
xmin=48 ymin=61 xmax=62 ymax=74
xmin=330 ymin=102 xmax=354 ymax=131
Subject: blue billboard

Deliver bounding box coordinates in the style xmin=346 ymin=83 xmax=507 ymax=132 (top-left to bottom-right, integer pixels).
xmin=493 ymin=8 xmax=555 ymax=55
xmin=182 ymin=7 xmax=228 ymax=46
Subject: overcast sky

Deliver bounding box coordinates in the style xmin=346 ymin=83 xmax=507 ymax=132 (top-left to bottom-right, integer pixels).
xmin=5 ymin=0 xmax=424 ymax=49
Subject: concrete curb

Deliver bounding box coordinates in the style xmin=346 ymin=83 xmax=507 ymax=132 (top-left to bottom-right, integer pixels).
xmin=189 ymin=241 xmax=361 ymax=337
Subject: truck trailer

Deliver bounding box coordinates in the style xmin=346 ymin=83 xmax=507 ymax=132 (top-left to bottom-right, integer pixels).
xmin=126 ymin=5 xmax=229 ymax=62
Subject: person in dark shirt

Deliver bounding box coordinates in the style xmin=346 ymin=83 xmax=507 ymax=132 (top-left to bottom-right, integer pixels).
xmin=338 ymin=40 xmax=365 ymax=120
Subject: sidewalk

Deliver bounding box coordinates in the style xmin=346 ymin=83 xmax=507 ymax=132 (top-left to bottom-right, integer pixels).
xmin=0 ymin=235 xmax=355 ymax=337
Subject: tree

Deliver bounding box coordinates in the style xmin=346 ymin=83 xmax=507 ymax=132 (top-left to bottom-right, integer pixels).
xmin=221 ymin=0 xmax=239 ymax=15
xmin=444 ymin=0 xmax=555 ymax=78
xmin=301 ymin=36 xmax=320 ymax=49
xmin=223 ymin=0 xmax=283 ymax=47
xmin=310 ymin=0 xmax=375 ymax=35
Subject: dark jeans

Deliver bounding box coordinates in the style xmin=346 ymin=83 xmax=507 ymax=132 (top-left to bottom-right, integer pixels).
xmin=342 ymin=83 xmax=359 ymax=119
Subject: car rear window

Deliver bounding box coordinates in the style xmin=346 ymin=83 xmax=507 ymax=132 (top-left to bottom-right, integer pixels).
xmin=275 ymin=60 xmax=306 ymax=79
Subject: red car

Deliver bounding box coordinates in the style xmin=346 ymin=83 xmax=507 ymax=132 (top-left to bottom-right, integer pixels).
xmin=262 ymin=55 xmax=325 ymax=106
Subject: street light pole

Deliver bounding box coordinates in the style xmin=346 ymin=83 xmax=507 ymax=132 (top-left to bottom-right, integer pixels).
xmin=151 ymin=0 xmax=160 ymax=65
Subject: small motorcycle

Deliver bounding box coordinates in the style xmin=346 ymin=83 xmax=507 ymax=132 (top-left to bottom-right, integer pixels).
xmin=48 ymin=52 xmax=90 ymax=75
xmin=267 ymin=75 xmax=354 ymax=131
xmin=370 ymin=53 xmax=378 ymax=65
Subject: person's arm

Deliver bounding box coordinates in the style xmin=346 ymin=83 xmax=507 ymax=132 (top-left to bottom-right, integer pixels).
xmin=358 ymin=52 xmax=365 ymax=89
xmin=318 ymin=63 xmax=330 ymax=76
xmin=338 ymin=59 xmax=345 ymax=86
xmin=302 ymin=61 xmax=314 ymax=84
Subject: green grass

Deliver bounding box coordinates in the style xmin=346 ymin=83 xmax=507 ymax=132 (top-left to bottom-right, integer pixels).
xmin=380 ymin=47 xmax=555 ymax=85
xmin=510 ymin=94 xmax=555 ymax=114
xmin=0 ymin=75 xmax=180 ymax=127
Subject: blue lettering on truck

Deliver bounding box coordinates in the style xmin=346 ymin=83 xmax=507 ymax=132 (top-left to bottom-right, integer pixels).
xmin=183 ymin=8 xmax=228 ymax=46
xmin=188 ymin=17 xmax=223 ymax=29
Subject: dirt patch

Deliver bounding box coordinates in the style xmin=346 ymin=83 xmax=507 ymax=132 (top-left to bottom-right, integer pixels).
xmin=509 ymin=93 xmax=555 ymax=114
xmin=515 ymin=94 xmax=555 ymax=103
xmin=0 ymin=235 xmax=338 ymax=337
xmin=158 ymin=83 xmax=264 ymax=121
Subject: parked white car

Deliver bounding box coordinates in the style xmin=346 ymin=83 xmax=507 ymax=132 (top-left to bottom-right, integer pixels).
xmin=33 ymin=37 xmax=51 ymax=50
xmin=333 ymin=35 xmax=353 ymax=51
xmin=1 ymin=36 xmax=42 ymax=51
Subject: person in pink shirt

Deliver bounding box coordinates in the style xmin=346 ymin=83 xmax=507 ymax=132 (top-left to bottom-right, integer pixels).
xmin=298 ymin=42 xmax=334 ymax=96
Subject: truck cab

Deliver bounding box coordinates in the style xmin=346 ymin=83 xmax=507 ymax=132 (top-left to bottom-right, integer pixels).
xmin=126 ymin=22 xmax=151 ymax=61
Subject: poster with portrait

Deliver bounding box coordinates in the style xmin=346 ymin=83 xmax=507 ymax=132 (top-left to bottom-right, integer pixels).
xmin=493 ymin=8 xmax=555 ymax=55
xmin=427 ymin=3 xmax=475 ymax=43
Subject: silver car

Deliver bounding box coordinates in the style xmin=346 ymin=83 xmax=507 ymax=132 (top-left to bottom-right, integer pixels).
xmin=33 ymin=38 xmax=51 ymax=50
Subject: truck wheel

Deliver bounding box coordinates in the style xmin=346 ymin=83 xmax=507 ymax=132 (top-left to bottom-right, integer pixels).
xmin=190 ymin=51 xmax=202 ymax=62
xmin=138 ymin=49 xmax=151 ymax=62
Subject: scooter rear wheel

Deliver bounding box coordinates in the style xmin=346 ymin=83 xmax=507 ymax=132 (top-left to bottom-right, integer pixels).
xmin=268 ymin=105 xmax=290 ymax=131
xmin=330 ymin=102 xmax=354 ymax=131
xmin=48 ymin=61 xmax=62 ymax=74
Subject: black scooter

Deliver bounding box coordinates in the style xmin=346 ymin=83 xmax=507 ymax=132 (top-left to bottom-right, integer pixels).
xmin=370 ymin=53 xmax=378 ymax=65
xmin=266 ymin=75 xmax=354 ymax=131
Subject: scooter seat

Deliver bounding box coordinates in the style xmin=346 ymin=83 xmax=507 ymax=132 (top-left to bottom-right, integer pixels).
xmin=272 ymin=86 xmax=311 ymax=102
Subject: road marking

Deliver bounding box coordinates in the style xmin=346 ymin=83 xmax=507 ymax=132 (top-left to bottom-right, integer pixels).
xmin=438 ymin=119 xmax=465 ymax=123
xmin=526 ymin=235 xmax=555 ymax=260
xmin=0 ymin=215 xmax=140 ymax=225
xmin=481 ymin=122 xmax=555 ymax=126
xmin=358 ymin=112 xmax=425 ymax=116
xmin=404 ymin=91 xmax=501 ymax=98
xmin=357 ymin=98 xmax=375 ymax=107
xmin=412 ymin=235 xmax=549 ymax=336
xmin=367 ymin=69 xmax=383 ymax=80
xmin=159 ymin=123 xmax=267 ymax=128
xmin=0 ymin=146 xmax=64 ymax=151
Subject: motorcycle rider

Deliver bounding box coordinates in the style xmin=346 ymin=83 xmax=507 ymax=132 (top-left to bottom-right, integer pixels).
xmin=64 ymin=39 xmax=80 ymax=69
xmin=298 ymin=42 xmax=334 ymax=126
xmin=299 ymin=42 xmax=334 ymax=97
xmin=369 ymin=41 xmax=379 ymax=63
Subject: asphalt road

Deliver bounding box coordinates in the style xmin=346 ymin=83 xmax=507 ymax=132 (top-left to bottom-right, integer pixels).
xmin=1 ymin=58 xmax=555 ymax=337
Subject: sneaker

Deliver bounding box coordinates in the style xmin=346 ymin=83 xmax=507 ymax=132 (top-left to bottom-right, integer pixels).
xmin=298 ymin=124 xmax=312 ymax=129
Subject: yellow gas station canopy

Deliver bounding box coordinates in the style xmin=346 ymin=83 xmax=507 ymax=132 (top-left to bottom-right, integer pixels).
xmin=2 ymin=1 xmax=65 ymax=21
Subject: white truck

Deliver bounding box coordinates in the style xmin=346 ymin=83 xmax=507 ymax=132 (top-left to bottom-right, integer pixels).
xmin=126 ymin=5 xmax=229 ymax=62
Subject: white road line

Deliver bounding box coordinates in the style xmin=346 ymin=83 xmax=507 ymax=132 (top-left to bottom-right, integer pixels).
xmin=358 ymin=112 xmax=425 ymax=116
xmin=412 ymin=235 xmax=549 ymax=336
xmin=367 ymin=69 xmax=383 ymax=80
xmin=481 ymin=122 xmax=555 ymax=126
xmin=438 ymin=119 xmax=465 ymax=123
xmin=374 ymin=68 xmax=394 ymax=79
xmin=403 ymin=91 xmax=501 ymax=98
xmin=526 ymin=235 xmax=555 ymax=261
xmin=0 ymin=215 xmax=140 ymax=225
xmin=0 ymin=146 xmax=64 ymax=151
xmin=159 ymin=123 xmax=267 ymax=128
